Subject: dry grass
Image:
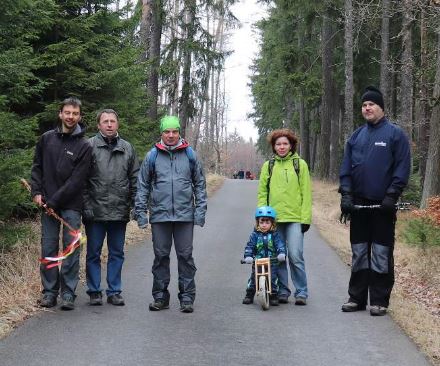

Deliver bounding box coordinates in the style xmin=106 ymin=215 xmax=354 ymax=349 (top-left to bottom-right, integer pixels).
xmin=312 ymin=180 xmax=440 ymax=366
xmin=0 ymin=174 xmax=224 ymax=339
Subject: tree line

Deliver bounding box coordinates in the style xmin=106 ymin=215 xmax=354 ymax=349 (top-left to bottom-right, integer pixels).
xmin=0 ymin=0 xmax=241 ymax=222
xmin=249 ymin=0 xmax=440 ymax=207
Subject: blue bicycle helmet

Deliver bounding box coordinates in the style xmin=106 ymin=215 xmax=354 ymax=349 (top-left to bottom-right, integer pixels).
xmin=255 ymin=206 xmax=276 ymax=220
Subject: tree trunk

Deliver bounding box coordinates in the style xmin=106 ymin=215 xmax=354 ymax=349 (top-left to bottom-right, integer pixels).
xmin=144 ymin=0 xmax=163 ymax=123
xmin=317 ymin=11 xmax=332 ymax=179
xmin=380 ymin=0 xmax=391 ymax=110
xmin=418 ymin=5 xmax=429 ymax=186
xmin=140 ymin=0 xmax=152 ymax=62
xmin=343 ymin=0 xmax=354 ymax=142
xmin=421 ymin=29 xmax=440 ymax=207
xmin=400 ymin=0 xmax=414 ymax=137
xmin=299 ymin=92 xmax=310 ymax=164
xmin=179 ymin=0 xmax=197 ymax=138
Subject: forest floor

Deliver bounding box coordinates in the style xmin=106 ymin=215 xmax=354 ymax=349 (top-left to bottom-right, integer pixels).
xmin=312 ymin=180 xmax=440 ymax=366
xmin=0 ymin=174 xmax=224 ymax=340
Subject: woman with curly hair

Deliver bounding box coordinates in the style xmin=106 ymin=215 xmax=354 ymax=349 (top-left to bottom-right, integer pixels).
xmin=257 ymin=128 xmax=312 ymax=305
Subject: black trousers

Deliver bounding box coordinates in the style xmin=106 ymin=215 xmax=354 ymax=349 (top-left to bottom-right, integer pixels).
xmin=348 ymin=198 xmax=396 ymax=307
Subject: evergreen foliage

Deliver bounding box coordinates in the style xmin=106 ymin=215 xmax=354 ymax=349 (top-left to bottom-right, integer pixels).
xmin=0 ymin=0 xmax=153 ymax=220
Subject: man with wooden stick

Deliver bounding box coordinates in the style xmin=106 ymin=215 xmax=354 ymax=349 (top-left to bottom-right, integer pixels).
xmin=30 ymin=97 xmax=92 ymax=310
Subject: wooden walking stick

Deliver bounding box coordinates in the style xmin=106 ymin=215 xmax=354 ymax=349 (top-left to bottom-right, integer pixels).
xmin=20 ymin=178 xmax=76 ymax=231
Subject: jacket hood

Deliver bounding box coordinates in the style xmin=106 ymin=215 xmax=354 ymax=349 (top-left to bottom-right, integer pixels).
xmin=56 ymin=123 xmax=87 ymax=137
xmin=156 ymin=138 xmax=190 ymax=151
xmin=274 ymin=151 xmax=299 ymax=161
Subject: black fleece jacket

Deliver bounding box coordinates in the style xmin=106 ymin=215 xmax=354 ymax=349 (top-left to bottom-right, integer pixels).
xmin=30 ymin=124 xmax=92 ymax=211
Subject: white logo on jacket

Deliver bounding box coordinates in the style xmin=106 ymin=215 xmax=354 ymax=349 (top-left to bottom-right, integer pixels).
xmin=374 ymin=141 xmax=387 ymax=147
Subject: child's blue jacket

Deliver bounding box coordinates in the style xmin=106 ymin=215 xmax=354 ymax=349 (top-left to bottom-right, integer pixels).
xmin=243 ymin=229 xmax=286 ymax=259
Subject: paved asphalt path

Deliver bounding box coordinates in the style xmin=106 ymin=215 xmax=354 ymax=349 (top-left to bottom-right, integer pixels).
xmin=0 ymin=179 xmax=431 ymax=366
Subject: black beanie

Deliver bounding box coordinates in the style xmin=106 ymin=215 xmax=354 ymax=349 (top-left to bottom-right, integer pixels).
xmin=361 ymin=86 xmax=384 ymax=111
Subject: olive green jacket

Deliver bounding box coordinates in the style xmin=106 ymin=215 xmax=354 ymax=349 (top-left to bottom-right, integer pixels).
xmin=83 ymin=133 xmax=139 ymax=222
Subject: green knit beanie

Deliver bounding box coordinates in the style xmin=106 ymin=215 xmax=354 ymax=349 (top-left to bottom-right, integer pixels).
xmin=160 ymin=115 xmax=181 ymax=133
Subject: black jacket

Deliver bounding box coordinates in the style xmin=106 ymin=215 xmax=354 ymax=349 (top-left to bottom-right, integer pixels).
xmin=30 ymin=124 xmax=92 ymax=211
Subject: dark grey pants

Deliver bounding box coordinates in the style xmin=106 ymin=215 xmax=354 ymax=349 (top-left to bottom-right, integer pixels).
xmin=151 ymin=222 xmax=196 ymax=303
xmin=40 ymin=210 xmax=81 ymax=297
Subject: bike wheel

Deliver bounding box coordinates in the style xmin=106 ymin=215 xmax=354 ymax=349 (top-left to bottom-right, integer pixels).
xmin=257 ymin=276 xmax=270 ymax=310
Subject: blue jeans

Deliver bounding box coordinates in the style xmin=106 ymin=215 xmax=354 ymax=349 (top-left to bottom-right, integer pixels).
xmin=277 ymin=222 xmax=308 ymax=299
xmin=85 ymin=221 xmax=127 ymax=296
xmin=41 ymin=210 xmax=81 ymax=297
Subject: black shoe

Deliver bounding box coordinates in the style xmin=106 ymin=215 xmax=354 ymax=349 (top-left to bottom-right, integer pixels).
xmin=341 ymin=301 xmax=366 ymax=312
xmin=242 ymin=295 xmax=254 ymax=305
xmin=295 ymin=297 xmax=307 ymax=306
xmin=180 ymin=301 xmax=194 ymax=313
xmin=370 ymin=305 xmax=387 ymax=316
xmin=89 ymin=292 xmax=103 ymax=306
xmin=278 ymin=295 xmax=289 ymax=304
xmin=60 ymin=293 xmax=75 ymax=311
xmin=149 ymin=299 xmax=169 ymax=311
xmin=40 ymin=294 xmax=57 ymax=308
xmin=107 ymin=294 xmax=125 ymax=306
xmin=269 ymin=295 xmax=279 ymax=306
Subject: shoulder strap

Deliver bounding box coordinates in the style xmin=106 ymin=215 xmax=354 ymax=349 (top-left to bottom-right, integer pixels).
xmin=185 ymin=146 xmax=196 ymax=178
xmin=293 ymin=157 xmax=300 ymax=181
xmin=266 ymin=157 xmax=275 ymax=205
xmin=148 ymin=146 xmax=196 ymax=181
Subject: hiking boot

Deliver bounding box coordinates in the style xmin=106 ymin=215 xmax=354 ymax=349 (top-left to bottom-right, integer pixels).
xmin=40 ymin=294 xmax=57 ymax=308
xmin=180 ymin=301 xmax=194 ymax=313
xmin=149 ymin=299 xmax=169 ymax=311
xmin=60 ymin=293 xmax=75 ymax=311
xmin=278 ymin=295 xmax=289 ymax=304
xmin=89 ymin=292 xmax=103 ymax=306
xmin=341 ymin=301 xmax=366 ymax=312
xmin=107 ymin=294 xmax=125 ymax=306
xmin=269 ymin=295 xmax=279 ymax=306
xmin=295 ymin=297 xmax=307 ymax=306
xmin=370 ymin=305 xmax=387 ymax=316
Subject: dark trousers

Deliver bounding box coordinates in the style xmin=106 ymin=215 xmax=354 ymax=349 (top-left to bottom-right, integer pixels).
xmin=151 ymin=222 xmax=196 ymax=303
xmin=40 ymin=210 xmax=81 ymax=297
xmin=348 ymin=199 xmax=396 ymax=307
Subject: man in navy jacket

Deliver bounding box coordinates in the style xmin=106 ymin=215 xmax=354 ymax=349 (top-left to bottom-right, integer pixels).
xmin=339 ymin=86 xmax=411 ymax=316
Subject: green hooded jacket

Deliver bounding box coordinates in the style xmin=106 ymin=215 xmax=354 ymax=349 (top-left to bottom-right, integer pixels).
xmin=257 ymin=152 xmax=312 ymax=224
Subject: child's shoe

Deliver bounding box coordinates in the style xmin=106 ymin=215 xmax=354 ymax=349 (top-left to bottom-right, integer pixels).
xmin=269 ymin=294 xmax=279 ymax=306
xmin=242 ymin=290 xmax=255 ymax=304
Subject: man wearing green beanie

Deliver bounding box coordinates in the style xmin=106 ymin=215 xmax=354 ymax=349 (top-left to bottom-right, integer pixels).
xmin=135 ymin=115 xmax=207 ymax=314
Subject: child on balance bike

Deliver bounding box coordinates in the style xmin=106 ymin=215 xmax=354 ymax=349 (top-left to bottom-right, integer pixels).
xmin=242 ymin=206 xmax=286 ymax=306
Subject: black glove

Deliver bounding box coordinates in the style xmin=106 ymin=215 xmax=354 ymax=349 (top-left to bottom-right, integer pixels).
xmin=340 ymin=193 xmax=354 ymax=214
xmin=381 ymin=195 xmax=397 ymax=213
xmin=301 ymin=224 xmax=310 ymax=233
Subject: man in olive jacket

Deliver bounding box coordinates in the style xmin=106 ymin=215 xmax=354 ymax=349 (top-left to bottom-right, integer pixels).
xmin=83 ymin=109 xmax=139 ymax=306
xmin=135 ymin=116 xmax=207 ymax=313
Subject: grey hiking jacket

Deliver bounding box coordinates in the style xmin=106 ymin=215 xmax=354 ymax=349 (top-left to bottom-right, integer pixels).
xmin=83 ymin=133 xmax=139 ymax=222
xmin=135 ymin=141 xmax=207 ymax=226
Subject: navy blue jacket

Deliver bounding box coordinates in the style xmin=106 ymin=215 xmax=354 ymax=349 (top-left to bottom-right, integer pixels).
xmin=243 ymin=228 xmax=286 ymax=259
xmin=339 ymin=117 xmax=411 ymax=200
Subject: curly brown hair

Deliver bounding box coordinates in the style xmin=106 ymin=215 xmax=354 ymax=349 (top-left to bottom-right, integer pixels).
xmin=267 ymin=129 xmax=298 ymax=154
